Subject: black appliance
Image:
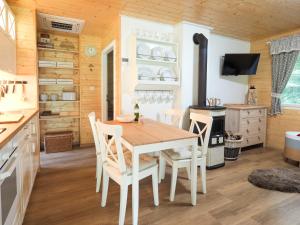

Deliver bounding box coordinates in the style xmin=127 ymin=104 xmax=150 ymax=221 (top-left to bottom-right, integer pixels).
xmin=190 ymin=33 xmax=226 ymax=170
xmin=222 ymin=53 xmax=260 ymax=76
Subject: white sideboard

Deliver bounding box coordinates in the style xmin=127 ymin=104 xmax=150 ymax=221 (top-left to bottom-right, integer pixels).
xmin=225 ymin=104 xmax=267 ymax=148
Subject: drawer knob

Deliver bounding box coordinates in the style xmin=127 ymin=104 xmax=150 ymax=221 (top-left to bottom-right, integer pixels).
xmin=259 ymin=118 xmax=261 ymax=122
xmin=247 ymin=120 xmax=250 ymax=124
xmin=258 ymin=136 xmax=261 ymax=140
xmin=259 ymin=110 xmax=262 ymax=114
xmin=246 ymin=129 xmax=249 ymax=133
xmin=247 ymin=111 xmax=250 ymax=114
xmin=258 ymin=127 xmax=261 ymax=131
xmin=246 ymin=139 xmax=249 ymax=143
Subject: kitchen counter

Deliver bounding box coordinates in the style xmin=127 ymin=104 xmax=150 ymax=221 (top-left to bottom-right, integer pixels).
xmin=0 ymin=109 xmax=39 ymax=149
xmin=224 ymin=104 xmax=268 ymax=110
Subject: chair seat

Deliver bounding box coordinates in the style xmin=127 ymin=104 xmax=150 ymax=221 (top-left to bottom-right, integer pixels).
xmin=162 ymin=146 xmax=203 ymax=160
xmin=107 ymin=151 xmax=157 ymax=175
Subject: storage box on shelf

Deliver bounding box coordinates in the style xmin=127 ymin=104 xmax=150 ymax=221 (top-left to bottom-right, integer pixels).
xmin=130 ymin=35 xmax=180 ymax=90
xmin=37 ymin=31 xmax=80 ymax=148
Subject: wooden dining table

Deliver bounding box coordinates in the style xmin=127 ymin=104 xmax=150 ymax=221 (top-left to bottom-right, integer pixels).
xmin=107 ymin=119 xmax=199 ymax=225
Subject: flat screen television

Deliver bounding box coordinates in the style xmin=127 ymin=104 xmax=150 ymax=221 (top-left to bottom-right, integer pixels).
xmin=222 ymin=53 xmax=260 ymax=76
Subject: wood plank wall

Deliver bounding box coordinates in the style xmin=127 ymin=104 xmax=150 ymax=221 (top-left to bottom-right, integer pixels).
xmin=79 ymin=35 xmax=102 ymax=146
xmin=249 ymin=28 xmax=300 ymax=151
xmin=12 ymin=6 xmax=38 ymax=108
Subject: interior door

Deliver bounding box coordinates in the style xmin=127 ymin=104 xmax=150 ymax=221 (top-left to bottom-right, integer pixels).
xmin=106 ymin=51 xmax=114 ymax=120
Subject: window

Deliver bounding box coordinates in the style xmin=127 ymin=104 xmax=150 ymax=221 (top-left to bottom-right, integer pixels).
xmin=7 ymin=10 xmax=14 ymax=39
xmin=0 ymin=0 xmax=6 ymax=31
xmin=0 ymin=0 xmax=15 ymax=40
xmin=282 ymin=54 xmax=300 ymax=107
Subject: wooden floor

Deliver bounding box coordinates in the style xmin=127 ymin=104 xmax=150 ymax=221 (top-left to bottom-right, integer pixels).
xmin=23 ymin=148 xmax=300 ymax=225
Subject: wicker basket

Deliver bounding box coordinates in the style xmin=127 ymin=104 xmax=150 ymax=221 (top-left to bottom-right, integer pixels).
xmin=44 ymin=131 xmax=73 ymax=153
xmin=224 ymin=138 xmax=243 ymax=161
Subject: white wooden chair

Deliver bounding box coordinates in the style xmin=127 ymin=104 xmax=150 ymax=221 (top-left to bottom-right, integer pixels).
xmin=159 ymin=112 xmax=213 ymax=201
xmin=88 ymin=112 xmax=102 ymax=192
xmin=158 ymin=109 xmax=189 ymax=182
xmin=96 ymin=121 xmax=159 ymax=225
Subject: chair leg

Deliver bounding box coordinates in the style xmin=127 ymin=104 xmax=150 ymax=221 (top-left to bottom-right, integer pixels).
xmin=186 ymin=164 xmax=191 ymax=180
xmin=101 ymin=170 xmax=109 ymax=207
xmin=119 ymin=182 xmax=128 ymax=225
xmin=152 ymin=168 xmax=159 ymax=206
xmin=170 ymin=165 xmax=178 ymax=202
xmin=200 ymin=161 xmax=207 ymax=194
xmin=159 ymin=153 xmax=166 ymax=183
xmin=96 ymin=160 xmax=102 ymax=193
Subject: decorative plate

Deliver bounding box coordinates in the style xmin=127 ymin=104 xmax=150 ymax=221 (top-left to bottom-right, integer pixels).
xmin=138 ymin=67 xmax=154 ymax=80
xmin=151 ymin=47 xmax=164 ymax=60
xmin=137 ymin=43 xmax=151 ymax=59
xmin=164 ymin=50 xmax=176 ymax=62
xmin=158 ymin=68 xmax=175 ymax=81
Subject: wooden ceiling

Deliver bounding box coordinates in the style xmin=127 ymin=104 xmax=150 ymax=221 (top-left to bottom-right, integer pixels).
xmin=7 ymin=0 xmax=300 ymax=40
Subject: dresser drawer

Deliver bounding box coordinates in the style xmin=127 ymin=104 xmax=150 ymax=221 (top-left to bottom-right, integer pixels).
xmin=240 ymin=117 xmax=265 ymax=127
xmin=242 ymin=135 xmax=264 ymax=147
xmin=240 ymin=108 xmax=266 ymax=118
xmin=240 ymin=125 xmax=265 ymax=136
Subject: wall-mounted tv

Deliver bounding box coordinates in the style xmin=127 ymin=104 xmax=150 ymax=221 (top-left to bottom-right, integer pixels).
xmin=222 ymin=53 xmax=260 ymax=76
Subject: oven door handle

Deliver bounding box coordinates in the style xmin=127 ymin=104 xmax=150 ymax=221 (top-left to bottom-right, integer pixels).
xmin=0 ymin=157 xmax=17 ymax=181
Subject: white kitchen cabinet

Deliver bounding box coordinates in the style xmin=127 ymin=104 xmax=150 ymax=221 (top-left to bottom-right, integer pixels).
xmin=2 ymin=114 xmax=40 ymax=225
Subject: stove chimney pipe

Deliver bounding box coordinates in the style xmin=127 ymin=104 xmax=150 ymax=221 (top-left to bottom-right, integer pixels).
xmin=193 ymin=33 xmax=208 ymax=107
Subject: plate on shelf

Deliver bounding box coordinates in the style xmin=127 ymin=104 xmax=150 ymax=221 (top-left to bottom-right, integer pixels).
xmin=138 ymin=67 xmax=154 ymax=80
xmin=164 ymin=50 xmax=176 ymax=62
xmin=158 ymin=68 xmax=176 ymax=81
xmin=116 ymin=115 xmax=135 ymax=123
xmin=137 ymin=43 xmax=151 ymax=59
xmin=151 ymin=47 xmax=164 ymax=60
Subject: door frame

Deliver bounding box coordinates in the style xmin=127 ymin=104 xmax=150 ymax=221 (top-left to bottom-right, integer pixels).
xmin=101 ymin=40 xmax=116 ymax=121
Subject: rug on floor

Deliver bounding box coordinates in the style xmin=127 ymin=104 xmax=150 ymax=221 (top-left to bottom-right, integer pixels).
xmin=248 ymin=168 xmax=300 ymax=193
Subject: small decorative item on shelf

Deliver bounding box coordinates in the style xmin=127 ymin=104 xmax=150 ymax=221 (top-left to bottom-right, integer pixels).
xmin=50 ymin=94 xmax=58 ymax=101
xmin=59 ymin=39 xmax=75 ymax=50
xmin=134 ymin=102 xmax=140 ymax=122
xmin=40 ymin=93 xmax=48 ymax=101
xmin=224 ymin=131 xmax=243 ymax=161
xmin=247 ymin=85 xmax=257 ymax=105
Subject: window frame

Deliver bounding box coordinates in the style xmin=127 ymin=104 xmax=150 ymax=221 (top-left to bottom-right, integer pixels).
xmin=282 ymin=56 xmax=300 ymax=110
xmin=0 ymin=0 xmax=15 ymax=42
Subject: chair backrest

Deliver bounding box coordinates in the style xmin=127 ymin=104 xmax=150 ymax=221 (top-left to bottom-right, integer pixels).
xmin=189 ymin=112 xmax=213 ymax=155
xmin=88 ymin=112 xmax=101 ymax=155
xmin=160 ymin=109 xmax=185 ymax=129
xmin=96 ymin=121 xmax=127 ymax=174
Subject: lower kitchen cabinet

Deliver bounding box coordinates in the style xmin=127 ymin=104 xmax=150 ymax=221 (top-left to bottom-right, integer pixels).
xmin=11 ymin=114 xmax=40 ymax=225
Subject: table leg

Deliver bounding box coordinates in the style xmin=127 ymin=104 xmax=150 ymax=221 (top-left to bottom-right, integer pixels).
xmin=132 ymin=150 xmax=139 ymax=225
xmin=191 ymin=140 xmax=198 ymax=206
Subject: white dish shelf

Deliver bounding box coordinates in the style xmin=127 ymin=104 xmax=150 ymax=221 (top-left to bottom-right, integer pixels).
xmin=130 ymin=35 xmax=180 ymax=90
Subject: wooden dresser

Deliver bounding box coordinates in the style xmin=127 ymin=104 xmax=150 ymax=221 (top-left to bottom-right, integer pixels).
xmin=225 ymin=104 xmax=268 ymax=148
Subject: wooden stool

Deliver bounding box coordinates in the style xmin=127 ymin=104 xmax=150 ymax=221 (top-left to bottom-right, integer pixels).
xmin=284 ymin=131 xmax=300 ymax=167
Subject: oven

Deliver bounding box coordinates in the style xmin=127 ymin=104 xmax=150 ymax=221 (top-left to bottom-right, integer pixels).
xmin=0 ymin=142 xmax=21 ymax=225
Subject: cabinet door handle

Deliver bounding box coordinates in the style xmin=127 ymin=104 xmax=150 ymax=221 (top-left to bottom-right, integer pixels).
xmin=246 ymin=129 xmax=249 ymax=133
xmin=247 ymin=120 xmax=250 ymax=124
xmin=258 ymin=127 xmax=261 ymax=132
xmin=259 ymin=118 xmax=261 ymax=123
xmin=247 ymin=110 xmax=250 ymax=115
xmin=246 ymin=139 xmax=249 ymax=143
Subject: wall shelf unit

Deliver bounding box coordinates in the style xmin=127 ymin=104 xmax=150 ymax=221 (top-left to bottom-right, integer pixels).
xmin=37 ymin=47 xmax=79 ymax=54
xmin=37 ymin=31 xmax=80 ymax=148
xmin=130 ymin=35 xmax=180 ymax=90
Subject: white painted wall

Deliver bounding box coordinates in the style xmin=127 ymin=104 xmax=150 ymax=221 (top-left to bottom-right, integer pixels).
xmin=207 ymin=34 xmax=250 ymax=104
xmin=120 ymin=16 xmax=175 ymax=120
xmin=119 ymin=16 xmax=250 ymax=121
